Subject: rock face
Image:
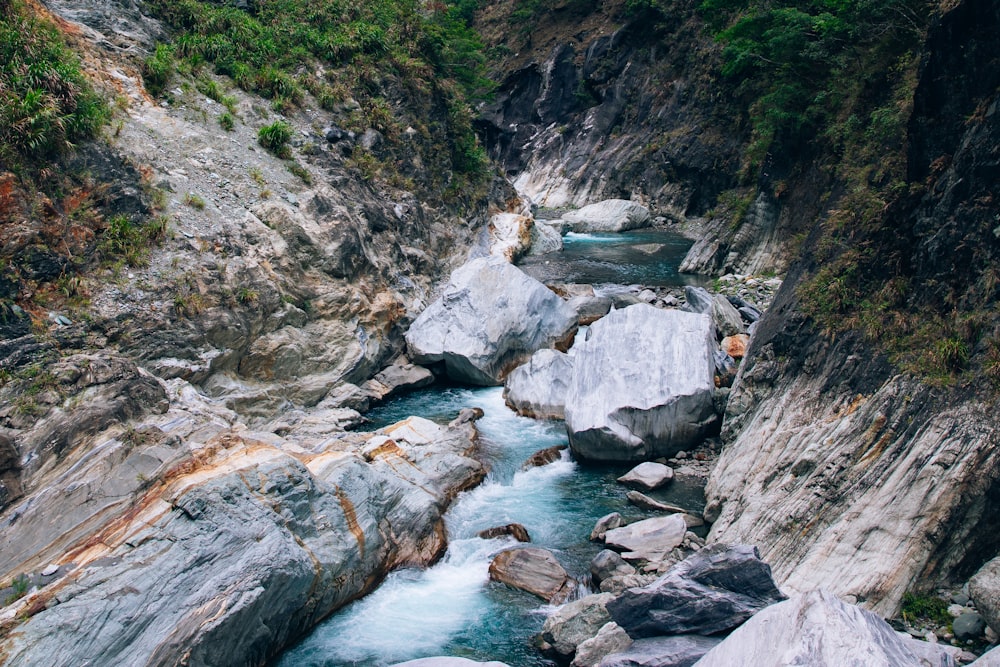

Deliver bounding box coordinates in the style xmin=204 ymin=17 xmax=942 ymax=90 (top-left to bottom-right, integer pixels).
xmin=488 ymin=547 xmax=575 ymax=603
xmin=0 ymin=413 xmax=485 ymax=667
xmin=599 ymin=636 xmax=722 ymax=667
xmin=489 ymin=212 xmax=535 ymax=262
xmin=504 ymin=348 xmax=574 ymax=419
xmin=693 ymin=589 xmax=942 ymax=667
xmin=969 ymin=557 xmax=1000 ymax=632
xmin=606 ymin=544 xmax=785 ymax=638
xmin=564 ymin=305 xmax=718 ymax=462
xmin=563 ymin=200 xmax=651 ymax=233
xmin=406 ymin=257 xmax=578 ymax=385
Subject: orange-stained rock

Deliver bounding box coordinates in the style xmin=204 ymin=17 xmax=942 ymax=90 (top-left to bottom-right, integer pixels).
xmin=721 ymin=334 xmax=750 ymax=359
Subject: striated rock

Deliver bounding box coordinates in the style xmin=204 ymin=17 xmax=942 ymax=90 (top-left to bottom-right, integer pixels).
xmin=600 ymin=573 xmax=659 ymax=595
xmin=406 ymin=257 xmax=577 ymax=385
xmin=617 ymin=462 xmax=674 ymax=491
xmin=591 ymin=512 xmax=626 ymax=542
xmin=522 ymin=445 xmax=568 ymax=469
xmin=625 ymin=492 xmax=700 ymax=523
xmin=572 ymin=622 xmax=633 ymax=667
xmin=479 ymin=523 xmax=532 ymax=543
xmin=529 ymin=221 xmax=565 ymax=255
xmin=969 ymin=557 xmax=1000 ymax=633
xmin=606 ymin=544 xmax=785 ymax=638
xmin=565 ymin=306 xmax=718 ymax=462
xmin=538 ymin=593 xmax=616 ymax=659
xmin=390 ymin=659 xmax=511 ymax=667
xmin=591 ymin=549 xmax=637 ymax=587
xmin=693 ymin=589 xmax=944 ymax=667
xmin=720 ymin=334 xmax=749 ymax=359
xmin=563 ymin=200 xmax=651 ymax=233
xmin=489 ymin=547 xmax=575 ymax=603
xmin=504 ymin=349 xmax=574 ymax=419
xmin=599 ymin=635 xmax=722 ymax=667
xmin=0 ymin=415 xmax=486 ymax=667
xmin=683 ymin=287 xmax=744 ymax=339
xmin=490 ymin=212 xmax=534 ymax=262
xmin=603 ymin=514 xmax=688 ymax=562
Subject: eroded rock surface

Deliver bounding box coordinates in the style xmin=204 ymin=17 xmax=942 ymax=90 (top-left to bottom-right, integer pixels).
xmin=504 ymin=348 xmax=574 ymax=419
xmin=565 ymin=305 xmax=717 ymax=462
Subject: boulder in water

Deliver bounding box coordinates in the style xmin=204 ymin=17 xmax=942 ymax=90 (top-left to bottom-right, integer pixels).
xmin=504 ymin=349 xmax=574 ymax=419
xmin=405 ymin=257 xmax=578 ymax=385
xmin=522 ymin=445 xmax=568 ymax=469
xmin=599 ymin=635 xmax=722 ymax=667
xmin=617 ymin=462 xmax=674 ymax=491
xmin=565 ymin=305 xmax=718 ymax=462
xmin=693 ymin=589 xmax=944 ymax=667
xmin=489 ymin=547 xmax=575 ymax=603
xmin=591 ymin=549 xmax=637 ymax=587
xmin=571 ymin=622 xmax=633 ymax=667
xmin=563 ymin=200 xmax=651 ymax=233
xmin=607 ymin=544 xmax=785 ymax=638
xmin=603 ymin=514 xmax=688 ymax=562
xmin=479 ymin=523 xmax=531 ymax=543
xmin=538 ymin=593 xmax=616 ymax=660
xmin=591 ymin=512 xmax=626 ymax=542
xmin=529 ymin=220 xmax=564 ymax=255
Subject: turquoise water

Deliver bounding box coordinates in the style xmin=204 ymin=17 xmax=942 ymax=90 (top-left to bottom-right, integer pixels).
xmin=517 ymin=229 xmax=708 ymax=288
xmin=275 ymin=387 xmax=705 ymax=666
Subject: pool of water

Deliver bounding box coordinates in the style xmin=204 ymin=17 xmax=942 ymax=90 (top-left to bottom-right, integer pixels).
xmin=517 ymin=229 xmax=708 ymax=288
xmin=275 ymin=387 xmax=705 ymax=667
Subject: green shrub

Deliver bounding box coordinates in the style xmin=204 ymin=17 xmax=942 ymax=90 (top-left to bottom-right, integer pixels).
xmin=143 ymin=43 xmax=175 ymax=96
xmin=258 ymin=120 xmax=293 ymax=156
xmin=218 ymin=111 xmax=235 ymax=131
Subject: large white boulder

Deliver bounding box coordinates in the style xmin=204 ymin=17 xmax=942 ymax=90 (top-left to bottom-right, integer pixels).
xmin=693 ymin=589 xmax=949 ymax=667
xmin=563 ymin=200 xmax=651 ymax=233
xmin=405 ymin=257 xmax=578 ymax=385
xmin=565 ymin=305 xmax=717 ymax=462
xmin=504 ymin=348 xmax=574 ymax=419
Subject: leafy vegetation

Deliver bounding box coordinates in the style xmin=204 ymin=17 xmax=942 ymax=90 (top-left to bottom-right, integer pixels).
xmin=900 ymin=592 xmax=951 ymax=626
xmin=143 ymin=0 xmax=494 ymax=197
xmin=257 ymin=120 xmax=292 ymax=156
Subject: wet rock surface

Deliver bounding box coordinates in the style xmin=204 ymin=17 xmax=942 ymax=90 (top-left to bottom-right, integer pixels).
xmin=488 ymin=546 xmax=576 ymax=604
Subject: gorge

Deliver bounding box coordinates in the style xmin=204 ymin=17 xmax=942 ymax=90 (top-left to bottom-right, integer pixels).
xmin=0 ymin=0 xmax=999 ymax=665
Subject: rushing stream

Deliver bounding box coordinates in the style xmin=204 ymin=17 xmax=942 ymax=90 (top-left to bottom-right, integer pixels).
xmin=276 ymin=229 xmax=704 ymax=666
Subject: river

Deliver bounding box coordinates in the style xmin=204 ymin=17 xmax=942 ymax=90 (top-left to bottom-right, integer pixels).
xmin=275 ymin=229 xmax=704 ymax=666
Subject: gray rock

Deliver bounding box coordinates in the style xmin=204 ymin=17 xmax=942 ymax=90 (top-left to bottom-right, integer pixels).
xmin=970 ymin=557 xmax=1000 ymax=633
xmin=617 ymin=462 xmax=674 ymax=491
xmin=625 ymin=493 xmax=702 ymax=524
xmin=504 ymin=349 xmax=574 ymax=419
xmin=900 ymin=635 xmax=965 ymax=667
xmin=565 ymin=306 xmax=718 ymax=462
xmin=360 ymin=361 xmax=435 ymax=403
xmin=572 ymin=622 xmax=633 ymax=667
xmin=390 ymin=660 xmax=511 ymax=667
xmin=360 ymin=128 xmax=383 ymax=150
xmin=529 ymin=221 xmax=565 ymax=255
xmin=606 ymin=544 xmax=785 ymax=638
xmin=567 ymin=294 xmax=614 ymax=325
xmin=603 ymin=514 xmax=688 ymax=562
xmin=490 ymin=212 xmax=534 ymax=262
xmin=973 ymin=646 xmax=1000 ymax=665
xmin=591 ymin=512 xmax=626 ymax=542
xmin=406 ymin=257 xmax=578 ymax=385
xmin=694 ymin=589 xmax=947 ymax=667
xmin=563 ymin=200 xmax=651 ymax=233
xmin=953 ymin=612 xmax=987 ymax=640
xmin=591 ymin=549 xmax=637 ymax=587
xmin=599 ymin=573 xmax=659 ymax=595
xmin=538 ymin=593 xmax=616 ymax=659
xmin=489 ymin=547 xmax=575 ymax=603
xmin=738 ymin=305 xmax=761 ymax=323
xmin=683 ymin=287 xmax=744 ymax=338
xmin=952 ymin=592 xmax=971 ymax=606
xmin=599 ymin=635 xmax=722 ymax=667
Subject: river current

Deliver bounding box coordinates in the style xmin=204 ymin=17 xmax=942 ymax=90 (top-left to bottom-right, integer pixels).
xmin=276 ymin=229 xmax=703 ymax=666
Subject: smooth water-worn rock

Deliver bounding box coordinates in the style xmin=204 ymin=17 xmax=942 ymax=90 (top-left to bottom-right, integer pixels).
xmin=617 ymin=462 xmax=674 ymax=491
xmin=504 ymin=348 xmax=574 ymax=419
xmin=565 ymin=306 xmax=717 ymax=462
xmin=607 ymin=544 xmax=785 ymax=638
xmin=626 ymin=492 xmax=699 ymax=520
xmin=489 ymin=547 xmax=575 ymax=603
xmin=591 ymin=549 xmax=638 ymax=587
xmin=683 ymin=287 xmax=743 ymax=339
xmin=563 ymin=200 xmax=651 ymax=233
xmin=0 ymin=414 xmax=485 ymax=667
xmin=572 ymin=622 xmax=633 ymax=667
xmin=406 ymin=257 xmax=578 ymax=385
xmin=538 ymin=593 xmax=616 ymax=659
xmin=969 ymin=557 xmax=1000 ymax=632
xmin=360 ymin=359 xmax=435 ymax=403
xmin=591 ymin=512 xmax=627 ymax=542
xmin=603 ymin=514 xmax=688 ymax=562
xmin=522 ymin=445 xmax=568 ymax=469
xmin=600 ymin=635 xmax=722 ymax=667
xmin=390 ymin=659 xmax=512 ymax=667
xmin=529 ymin=221 xmax=565 ymax=255
xmin=479 ymin=523 xmax=532 ymax=543
xmin=693 ymin=589 xmax=947 ymax=667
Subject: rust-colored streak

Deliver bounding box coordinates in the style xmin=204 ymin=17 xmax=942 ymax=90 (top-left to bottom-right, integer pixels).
xmin=335 ymin=486 xmax=365 ymax=558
